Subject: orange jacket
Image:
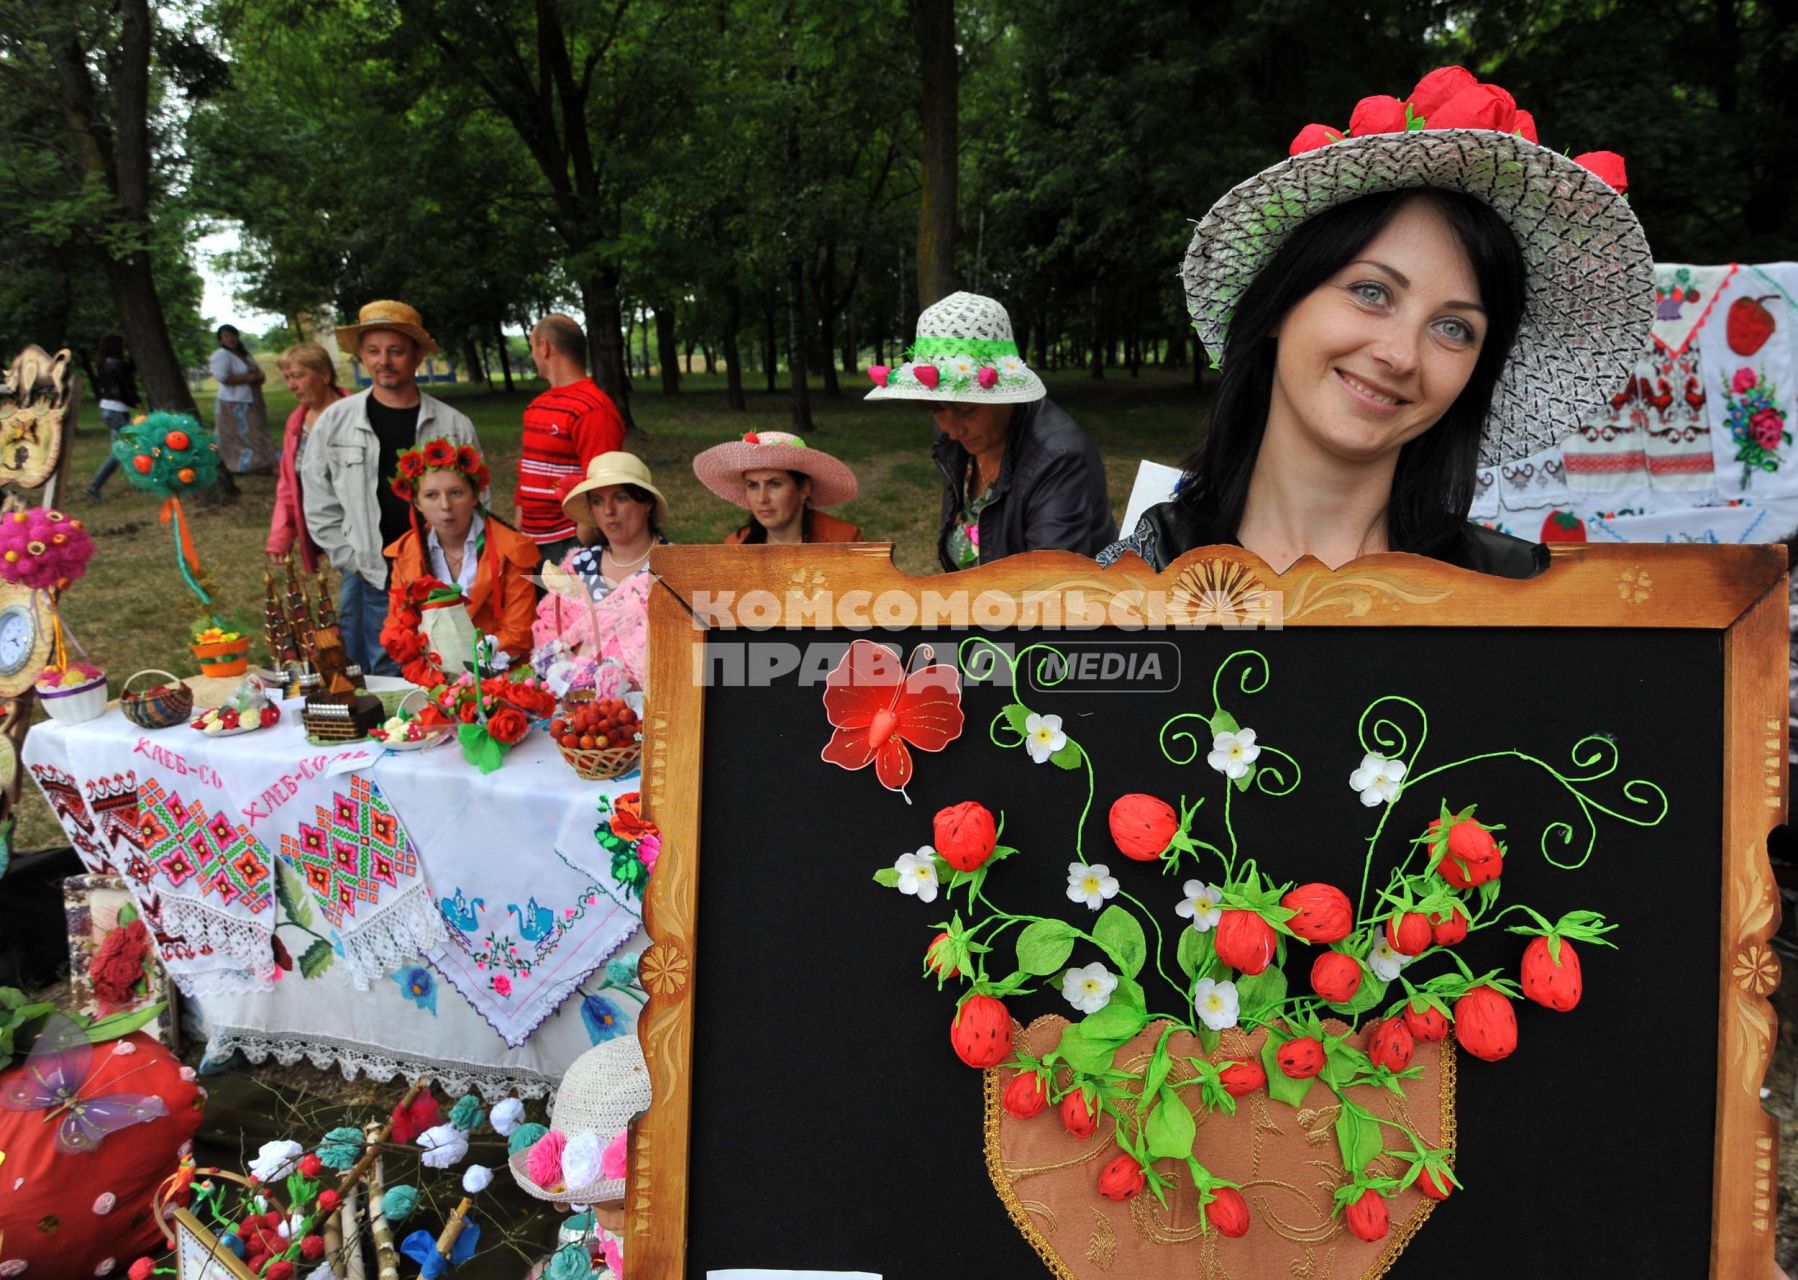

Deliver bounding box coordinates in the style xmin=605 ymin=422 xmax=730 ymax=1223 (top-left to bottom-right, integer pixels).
xmin=724 ymin=509 xmax=863 ymax=544
xmin=384 ymin=517 xmax=542 ymax=658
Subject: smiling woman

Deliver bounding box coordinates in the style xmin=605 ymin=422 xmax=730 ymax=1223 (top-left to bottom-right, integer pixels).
xmin=1100 ymin=66 xmax=1654 ymax=577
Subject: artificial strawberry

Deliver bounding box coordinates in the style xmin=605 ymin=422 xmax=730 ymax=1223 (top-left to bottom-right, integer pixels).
xmin=1453 ymin=985 xmax=1518 ymax=1061
xmin=1367 ymin=1016 xmax=1415 ymax=1072
xmin=1207 ymin=1185 xmax=1251 ymax=1238
xmin=1276 ymin=1036 xmax=1324 ymax=1079
xmin=1386 ymin=910 xmax=1431 ymax=957
xmin=1402 ymin=999 xmax=1449 ymax=1043
xmin=1520 ymin=935 xmax=1583 ymax=1011
xmin=1311 ymin=950 xmax=1363 ymax=1004
xmin=1539 ymin=509 xmax=1586 ymax=543
xmin=1417 ymin=1165 xmax=1455 ymax=1201
xmin=933 ymin=801 xmax=996 ymax=872
xmin=1427 ymin=808 xmax=1504 ymax=888
xmin=1218 ymin=1059 xmax=1266 ymax=1098
xmin=1097 ymin=1153 xmax=1145 ymax=1201
xmin=1728 ymin=295 xmax=1779 ymax=357
xmin=1060 ymin=1086 xmax=1098 ymax=1139
xmin=923 ymin=931 xmax=961 ymax=978
xmin=1108 ymin=793 xmax=1178 ymax=861
xmin=259 ymin=705 xmax=280 ymax=728
xmin=1214 ymin=909 xmax=1277 ymax=975
xmin=1281 ymin=882 xmax=1353 ymax=943
xmin=1343 ymin=1187 xmax=1389 ymax=1242
xmin=1429 ymin=906 xmax=1469 ymax=947
xmin=949 ymin=994 xmax=1013 ymax=1068
xmin=1002 ymin=1071 xmax=1048 ymax=1119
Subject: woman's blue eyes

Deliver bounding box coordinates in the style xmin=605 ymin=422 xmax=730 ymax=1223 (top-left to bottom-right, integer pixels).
xmin=1345 ymin=281 xmax=1479 ymax=346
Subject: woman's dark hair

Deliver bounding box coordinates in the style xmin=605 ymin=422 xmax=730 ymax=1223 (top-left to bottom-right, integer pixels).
xmin=98 ymin=334 xmax=124 ymax=362
xmin=736 ymin=469 xmax=812 ymax=544
xmin=587 ymin=482 xmax=665 ymax=546
xmin=1176 ymin=187 xmax=1527 ymax=555
xmin=216 ymin=324 xmax=241 ymax=346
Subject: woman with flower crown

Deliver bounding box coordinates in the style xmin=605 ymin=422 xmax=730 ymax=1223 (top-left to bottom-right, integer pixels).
xmin=380 ymin=438 xmax=541 ymax=670
xmin=1098 ymin=66 xmax=1652 ymax=576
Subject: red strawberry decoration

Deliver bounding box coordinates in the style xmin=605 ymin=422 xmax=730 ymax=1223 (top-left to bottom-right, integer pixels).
xmin=1453 ymin=984 xmax=1519 ymax=1062
xmin=1280 ymin=882 xmax=1353 ymax=943
xmin=259 ymin=705 xmax=280 ymax=728
xmin=923 ymin=931 xmax=961 ymax=978
xmin=1002 ymin=1071 xmax=1048 ymax=1119
xmin=1207 ymin=1185 xmax=1252 ymax=1238
xmin=1367 ymin=1016 xmax=1416 ymax=1072
xmin=1539 ymin=510 xmax=1586 ymax=544
xmin=1728 ymin=295 xmax=1779 ymax=357
xmin=1417 ymin=1165 xmax=1456 ymax=1201
xmin=1343 ymin=1187 xmax=1390 ymax=1242
xmin=1311 ymin=950 xmax=1363 ymax=1004
xmin=1386 ymin=910 xmax=1431 ymax=957
xmin=1424 ymin=805 xmax=1505 ymax=888
xmin=1520 ymin=935 xmax=1583 ymax=1011
xmin=1060 ymin=1086 xmax=1098 ymax=1139
xmin=1276 ymin=1036 xmax=1324 ymax=1079
xmin=1214 ymin=909 xmax=1277 ymax=975
xmin=1402 ymin=999 xmax=1449 ymax=1043
xmin=933 ymin=801 xmax=997 ymax=872
xmin=1097 ymin=1153 xmax=1145 ymax=1201
xmin=1217 ymin=1059 xmax=1266 ymax=1098
xmin=1107 ymin=793 xmax=1179 ymax=861
xmin=949 ymin=994 xmax=1013 ymax=1068
xmin=1429 ymin=907 xmax=1469 ymax=947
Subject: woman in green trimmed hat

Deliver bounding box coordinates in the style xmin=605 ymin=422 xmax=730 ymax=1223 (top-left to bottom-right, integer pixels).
xmin=867 ymin=291 xmax=1115 ymax=571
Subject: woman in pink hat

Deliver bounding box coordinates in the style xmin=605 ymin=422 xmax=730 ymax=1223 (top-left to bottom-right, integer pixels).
xmin=693 ymin=431 xmax=863 ymax=545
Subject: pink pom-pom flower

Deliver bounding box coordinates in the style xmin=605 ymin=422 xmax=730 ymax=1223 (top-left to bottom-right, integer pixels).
xmin=600 ymin=1128 xmax=629 ymax=1181
xmin=0 ymin=508 xmax=94 ymax=590
xmin=526 ymin=1129 xmax=568 ymax=1189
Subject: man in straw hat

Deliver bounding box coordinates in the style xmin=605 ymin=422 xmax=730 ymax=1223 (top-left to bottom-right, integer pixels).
xmin=302 ymin=299 xmax=479 ymax=675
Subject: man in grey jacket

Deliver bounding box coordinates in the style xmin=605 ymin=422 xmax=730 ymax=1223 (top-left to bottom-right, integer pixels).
xmin=302 ymin=300 xmax=478 ymax=675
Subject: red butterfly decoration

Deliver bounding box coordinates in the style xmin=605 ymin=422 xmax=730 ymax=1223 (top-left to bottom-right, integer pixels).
xmin=821 ymin=639 xmax=965 ymax=800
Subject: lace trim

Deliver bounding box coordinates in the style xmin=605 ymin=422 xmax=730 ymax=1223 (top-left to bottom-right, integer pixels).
xmin=156 ymin=900 xmax=276 ymax=988
xmin=206 ymin=1024 xmax=559 ymax=1102
xmin=337 ymin=887 xmax=448 ymax=990
xmin=170 ymin=963 xmax=275 ymax=999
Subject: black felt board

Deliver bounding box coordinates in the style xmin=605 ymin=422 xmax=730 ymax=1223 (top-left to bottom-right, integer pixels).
xmin=687 ymin=626 xmax=1721 ymax=1279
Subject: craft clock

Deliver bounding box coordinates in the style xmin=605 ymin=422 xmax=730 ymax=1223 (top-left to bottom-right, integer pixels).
xmin=0 ymin=585 xmax=50 ymax=697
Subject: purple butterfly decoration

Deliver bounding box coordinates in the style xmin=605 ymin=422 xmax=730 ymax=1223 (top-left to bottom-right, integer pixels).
xmin=0 ymin=1014 xmax=167 ymax=1154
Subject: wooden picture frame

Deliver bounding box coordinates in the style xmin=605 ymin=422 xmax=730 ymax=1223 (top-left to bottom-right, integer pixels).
xmin=628 ymin=541 xmax=1784 ymax=1278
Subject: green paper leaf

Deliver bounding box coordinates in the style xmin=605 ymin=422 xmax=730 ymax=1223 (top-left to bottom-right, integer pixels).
xmin=872 ymin=868 xmax=900 ymax=887
xmin=1260 ymin=1035 xmax=1314 ymax=1107
xmin=1197 ymin=1024 xmax=1220 ymax=1055
xmin=1093 ymin=905 xmax=1148 ymax=979
xmin=1145 ymin=1085 xmax=1197 ymax=1159
xmin=299 ymin=939 xmax=335 ymax=979
xmin=80 ymin=1003 xmax=165 ymax=1041
xmin=1176 ymin=927 xmax=1214 ymax=981
xmin=1326 ymin=973 xmax=1389 ymax=1017
xmin=1080 ymin=997 xmax=1148 ymax=1041
xmin=1232 ymin=767 xmax=1254 ymax=793
xmin=1053 ymin=1020 xmax=1125 ymax=1074
xmin=1002 ymin=703 xmax=1033 ymax=736
xmin=1142 ymin=1040 xmax=1173 ymax=1102
xmin=1210 ymin=708 xmax=1239 ymax=736
xmin=275 ymin=861 xmax=314 ymax=930
xmin=1234 ymin=966 xmax=1288 ymax=1022
xmin=117 ymin=903 xmax=138 ymax=927
xmin=1015 ymin=919 xmax=1078 ymax=975
xmin=1049 ymin=740 xmax=1083 ymax=770
xmin=1334 ymin=1099 xmax=1383 ymax=1173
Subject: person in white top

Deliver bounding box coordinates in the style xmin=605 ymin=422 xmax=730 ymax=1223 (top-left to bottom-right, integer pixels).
xmin=208 ymin=324 xmax=279 ymax=474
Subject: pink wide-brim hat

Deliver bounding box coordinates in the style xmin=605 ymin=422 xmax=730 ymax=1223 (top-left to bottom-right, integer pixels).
xmin=691 ymin=431 xmax=858 ymax=509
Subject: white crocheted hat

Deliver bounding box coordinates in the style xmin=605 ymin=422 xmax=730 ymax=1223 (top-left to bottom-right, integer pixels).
xmin=507 ymin=1036 xmax=651 ymax=1205
xmin=1182 ymin=67 xmax=1655 ymax=467
xmin=864 ymin=291 xmax=1047 ymax=404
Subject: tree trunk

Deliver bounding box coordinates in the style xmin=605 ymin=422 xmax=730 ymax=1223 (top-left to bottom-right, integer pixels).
xmin=655 ymin=304 xmax=680 ymax=395
xmin=813 ymin=240 xmax=841 ymax=398
xmin=786 ymin=256 xmax=813 ymax=433
xmin=493 ymin=320 xmax=514 ymax=393
xmin=582 ymin=274 xmax=632 ymax=426
xmin=911 ymin=0 xmax=957 ymax=307
xmin=462 ymin=337 xmax=487 ymax=387
xmin=703 ymin=343 xmax=716 ymax=376
xmin=763 ymin=292 xmax=778 ymax=393
xmin=723 ymin=283 xmax=746 ymax=411
xmin=841 ymin=308 xmax=857 ymax=375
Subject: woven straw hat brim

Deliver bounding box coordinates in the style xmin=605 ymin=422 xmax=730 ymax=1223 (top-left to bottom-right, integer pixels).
xmin=562 ymin=462 xmax=669 ymax=530
xmin=691 ymin=440 xmax=859 ymax=508
xmin=506 ymin=1147 xmax=623 ymax=1206
xmin=335 ymin=301 xmax=440 ymax=359
xmin=1182 ymin=128 xmax=1655 ymax=467
xmin=864 ymin=365 xmax=1046 ymax=405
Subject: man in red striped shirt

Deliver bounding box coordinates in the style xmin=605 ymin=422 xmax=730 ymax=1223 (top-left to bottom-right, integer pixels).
xmin=518 ymin=314 xmax=628 ymax=565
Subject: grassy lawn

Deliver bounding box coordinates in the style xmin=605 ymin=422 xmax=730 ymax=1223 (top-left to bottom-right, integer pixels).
xmin=16 ymin=365 xmax=1210 ymax=849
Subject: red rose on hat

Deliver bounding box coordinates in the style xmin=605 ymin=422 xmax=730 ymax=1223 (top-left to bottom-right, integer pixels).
xmin=1349 ymin=94 xmax=1408 ymax=136
xmin=1406 ymin=65 xmax=1477 ymax=118
xmin=1289 ymin=122 xmax=1344 ymax=155
xmin=1429 ymin=82 xmax=1518 ymax=132
xmin=1572 ymin=150 xmax=1628 ymax=194
xmin=1513 ymin=109 xmax=1538 ymax=143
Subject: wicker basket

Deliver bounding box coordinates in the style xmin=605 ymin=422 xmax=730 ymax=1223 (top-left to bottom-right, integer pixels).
xmin=121 ymin=669 xmax=194 ymax=730
xmin=558 ymin=740 xmax=642 ymax=781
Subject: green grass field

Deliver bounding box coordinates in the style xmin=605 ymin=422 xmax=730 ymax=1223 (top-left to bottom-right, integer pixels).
xmin=16 ymin=366 xmax=1210 ymax=849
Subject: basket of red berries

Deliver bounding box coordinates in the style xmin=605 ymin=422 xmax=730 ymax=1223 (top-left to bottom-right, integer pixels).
xmin=552 ymin=693 xmax=643 ymax=780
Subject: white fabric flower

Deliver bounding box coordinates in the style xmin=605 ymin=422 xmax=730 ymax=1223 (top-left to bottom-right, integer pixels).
xmin=277 ymin=1211 xmax=305 ymax=1240
xmin=462 ymin=1164 xmax=494 ymax=1194
xmin=997 ymin=354 xmax=1026 ymax=375
xmin=1193 ymin=977 xmax=1241 ymax=1031
xmin=894 ymin=849 xmax=940 ymax=904
xmin=110 ymin=1040 xmax=135 ymax=1056
xmin=248 ymin=1139 xmax=305 ymax=1183
xmin=1350 ymin=752 xmax=1407 ymax=806
xmin=896 ymin=361 xmax=917 ymax=384
xmin=947 ymin=353 xmax=978 ymax=378
xmin=1024 ymin=712 xmax=1067 ymax=763
xmin=418 ymin=1123 xmax=469 ymax=1170
xmin=1367 ymin=934 xmax=1415 ymax=982
xmin=1065 ymin=862 xmax=1120 ymax=911
xmin=1207 ymin=728 xmax=1261 ymax=780
xmin=561 ymin=1131 xmax=604 ymax=1188
xmin=1060 ymin=962 xmax=1118 ymax=1014
xmin=489 ymin=1097 xmax=526 ymax=1136
xmin=1174 ymin=880 xmax=1224 ymax=932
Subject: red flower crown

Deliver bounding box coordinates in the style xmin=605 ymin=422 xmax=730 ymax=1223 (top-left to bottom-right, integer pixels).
xmin=1290 ymin=65 xmax=1627 ymax=194
xmin=390 ymin=438 xmax=491 ymax=503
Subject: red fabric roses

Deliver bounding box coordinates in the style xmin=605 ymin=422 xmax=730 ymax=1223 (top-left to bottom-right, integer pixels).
xmin=91 ymin=918 xmax=150 ymax=1006
xmin=486 ymin=707 xmax=529 ymax=746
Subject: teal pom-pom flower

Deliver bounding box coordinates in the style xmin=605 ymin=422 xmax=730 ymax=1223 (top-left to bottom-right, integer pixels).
xmin=112 ymin=410 xmax=220 ymax=497
xmin=381 ymin=1182 xmax=420 ymax=1222
xmin=508 ymin=1121 xmax=549 ymax=1156
xmin=545 ymin=1244 xmax=592 ymax=1280
xmin=448 ymin=1092 xmax=487 ymax=1132
xmin=318 ymin=1126 xmax=365 ymax=1170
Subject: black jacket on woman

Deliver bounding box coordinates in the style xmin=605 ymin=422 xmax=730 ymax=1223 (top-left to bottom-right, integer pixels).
xmin=95 ymin=356 xmax=139 ymax=408
xmin=932 ymin=397 xmax=1117 ymax=572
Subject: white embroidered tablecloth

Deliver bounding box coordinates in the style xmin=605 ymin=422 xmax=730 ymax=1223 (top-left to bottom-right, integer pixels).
xmin=23 ymin=694 xmax=650 ymax=1098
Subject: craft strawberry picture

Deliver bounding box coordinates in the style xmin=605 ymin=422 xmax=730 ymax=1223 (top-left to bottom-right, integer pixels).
xmin=1727 ymin=294 xmax=1778 ymax=356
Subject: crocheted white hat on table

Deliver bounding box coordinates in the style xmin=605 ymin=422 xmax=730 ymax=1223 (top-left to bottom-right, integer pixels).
xmin=507 ymin=1035 xmax=652 ymax=1205
xmin=865 ymin=291 xmax=1047 ymax=404
xmin=1181 ymin=74 xmax=1655 ymax=467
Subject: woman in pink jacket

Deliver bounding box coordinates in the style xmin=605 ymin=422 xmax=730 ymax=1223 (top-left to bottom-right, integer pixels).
xmin=266 ymin=342 xmax=346 ymax=569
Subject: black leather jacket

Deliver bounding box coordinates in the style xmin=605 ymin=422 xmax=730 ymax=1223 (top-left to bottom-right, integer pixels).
xmin=1098 ymin=499 xmax=1547 ymax=579
xmin=933 ymin=397 xmax=1118 ymax=572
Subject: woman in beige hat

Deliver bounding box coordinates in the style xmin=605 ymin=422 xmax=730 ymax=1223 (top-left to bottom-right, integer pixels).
xmin=692 ymin=430 xmax=863 ymax=545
